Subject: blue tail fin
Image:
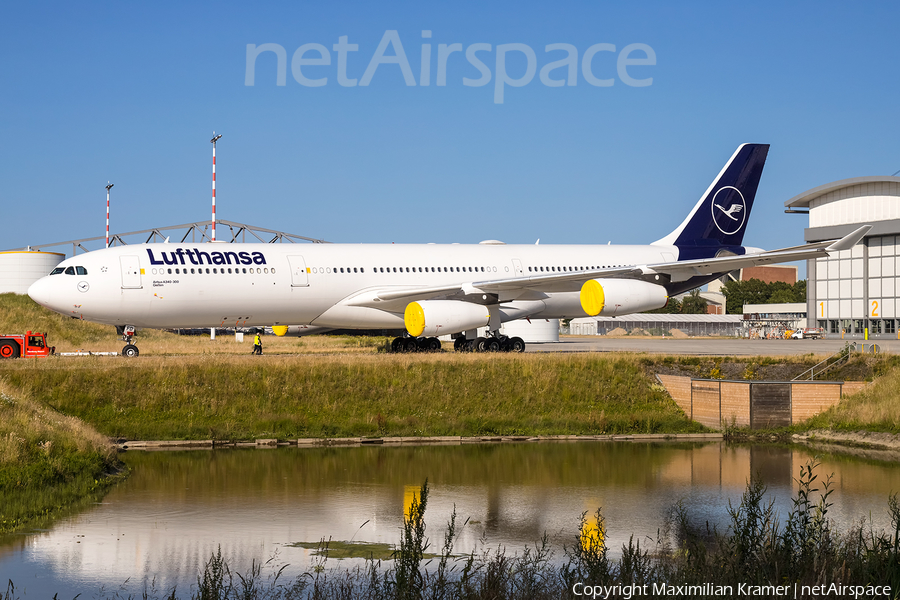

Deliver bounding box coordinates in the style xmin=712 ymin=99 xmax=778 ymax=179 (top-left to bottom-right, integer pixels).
xmin=653 ymin=144 xmax=769 ymax=254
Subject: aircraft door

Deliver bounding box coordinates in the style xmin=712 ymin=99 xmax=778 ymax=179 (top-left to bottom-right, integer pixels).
xmin=120 ymin=256 xmax=142 ymax=289
xmin=512 ymin=259 xmax=524 ymax=277
xmin=288 ymin=255 xmax=309 ymax=287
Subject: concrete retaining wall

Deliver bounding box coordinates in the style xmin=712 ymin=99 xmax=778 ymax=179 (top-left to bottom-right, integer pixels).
xmin=657 ymin=375 xmax=866 ymax=430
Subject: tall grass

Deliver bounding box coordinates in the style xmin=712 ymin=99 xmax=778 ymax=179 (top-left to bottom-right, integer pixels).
xmin=0 ymin=381 xmax=121 ymax=534
xmin=12 ymin=469 xmax=900 ymax=600
xmin=805 ymin=365 xmax=900 ymax=433
xmin=0 ymin=352 xmax=703 ymax=439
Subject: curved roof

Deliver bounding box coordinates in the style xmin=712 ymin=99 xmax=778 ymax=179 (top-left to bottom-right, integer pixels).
xmin=784 ymin=176 xmax=900 ymax=209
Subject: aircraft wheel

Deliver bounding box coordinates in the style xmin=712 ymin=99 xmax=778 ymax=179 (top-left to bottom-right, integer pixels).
xmin=404 ymin=338 xmax=419 ymax=353
xmin=485 ymin=338 xmax=502 ymax=352
xmin=463 ymin=339 xmax=477 ymax=352
xmin=509 ymin=337 xmax=526 ymax=353
xmin=425 ymin=337 xmax=442 ymax=352
xmin=474 ymin=337 xmax=487 ymax=352
xmin=391 ymin=337 xmax=405 ymax=353
xmin=122 ymin=344 xmax=139 ymax=358
xmin=453 ymin=337 xmax=465 ymax=352
xmin=0 ymin=341 xmax=20 ymax=359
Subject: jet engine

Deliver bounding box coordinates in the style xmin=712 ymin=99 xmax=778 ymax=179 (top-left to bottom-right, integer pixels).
xmin=404 ymin=300 xmax=491 ymax=337
xmin=579 ymin=279 xmax=668 ymax=316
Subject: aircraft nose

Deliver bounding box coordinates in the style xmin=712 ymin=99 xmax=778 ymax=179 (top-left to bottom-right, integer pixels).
xmin=28 ymin=277 xmax=53 ymax=307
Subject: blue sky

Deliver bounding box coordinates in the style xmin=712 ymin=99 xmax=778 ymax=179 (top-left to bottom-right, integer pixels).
xmin=2 ymin=1 xmax=899 ymax=265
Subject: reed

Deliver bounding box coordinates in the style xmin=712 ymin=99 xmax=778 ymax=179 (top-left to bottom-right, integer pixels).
xmin=13 ymin=468 xmax=899 ymax=600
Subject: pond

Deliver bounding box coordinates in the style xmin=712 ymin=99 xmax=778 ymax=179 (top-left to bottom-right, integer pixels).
xmin=2 ymin=441 xmax=899 ymax=597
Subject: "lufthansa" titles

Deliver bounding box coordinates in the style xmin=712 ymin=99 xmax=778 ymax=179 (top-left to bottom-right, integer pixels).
xmin=146 ymin=248 xmax=267 ymax=267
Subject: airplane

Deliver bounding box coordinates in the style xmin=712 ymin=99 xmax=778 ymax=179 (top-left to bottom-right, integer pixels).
xmin=27 ymin=143 xmax=870 ymax=357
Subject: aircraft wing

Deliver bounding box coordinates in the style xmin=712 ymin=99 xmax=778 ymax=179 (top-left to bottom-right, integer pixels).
xmin=645 ymin=225 xmax=870 ymax=282
xmin=343 ymin=226 xmax=870 ymax=310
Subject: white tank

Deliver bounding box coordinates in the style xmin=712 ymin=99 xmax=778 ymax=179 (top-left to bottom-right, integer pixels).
xmin=501 ymin=318 xmax=560 ymax=343
xmin=0 ymin=251 xmax=65 ymax=294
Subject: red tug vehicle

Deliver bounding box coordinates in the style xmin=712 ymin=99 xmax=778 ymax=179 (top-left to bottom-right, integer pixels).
xmin=0 ymin=331 xmax=55 ymax=358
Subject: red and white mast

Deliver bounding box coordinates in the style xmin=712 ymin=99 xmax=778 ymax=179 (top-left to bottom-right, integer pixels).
xmin=105 ymin=182 xmax=114 ymax=248
xmin=210 ymin=133 xmax=222 ymax=242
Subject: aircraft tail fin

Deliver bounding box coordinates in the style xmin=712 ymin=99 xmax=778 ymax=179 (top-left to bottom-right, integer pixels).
xmin=653 ymin=144 xmax=770 ymax=252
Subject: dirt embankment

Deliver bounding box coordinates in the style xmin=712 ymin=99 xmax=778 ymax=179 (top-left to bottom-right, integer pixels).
xmin=796 ymin=430 xmax=900 ymax=457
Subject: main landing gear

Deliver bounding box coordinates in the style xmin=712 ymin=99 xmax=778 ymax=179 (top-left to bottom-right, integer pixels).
xmin=117 ymin=325 xmax=139 ymax=357
xmin=453 ymin=333 xmax=525 ymax=353
xmin=390 ymin=336 xmax=442 ymax=353
xmin=389 ymin=333 xmax=526 ymax=353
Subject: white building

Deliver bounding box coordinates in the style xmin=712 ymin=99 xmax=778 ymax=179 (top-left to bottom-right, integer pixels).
xmin=785 ymin=176 xmax=900 ymax=339
xmin=570 ymin=313 xmax=743 ymax=337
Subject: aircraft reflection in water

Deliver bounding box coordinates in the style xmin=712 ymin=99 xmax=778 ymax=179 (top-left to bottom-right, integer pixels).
xmin=6 ymin=442 xmax=900 ymax=598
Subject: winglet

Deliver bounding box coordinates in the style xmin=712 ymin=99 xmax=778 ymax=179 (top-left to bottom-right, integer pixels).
xmin=825 ymin=225 xmax=871 ymax=252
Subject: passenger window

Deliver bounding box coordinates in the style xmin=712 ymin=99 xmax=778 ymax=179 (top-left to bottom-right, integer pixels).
xmin=168 ymin=268 xmax=172 ymax=274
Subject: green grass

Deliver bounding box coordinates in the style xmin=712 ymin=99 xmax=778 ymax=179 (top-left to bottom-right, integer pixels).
xmin=0 ymin=382 xmax=122 ymax=535
xmin=4 ymin=292 xmax=900 ymax=442
xmin=803 ymin=363 xmax=900 ymax=433
xmin=287 ymin=540 xmax=442 ymax=561
xmin=0 ymin=352 xmax=706 ymax=439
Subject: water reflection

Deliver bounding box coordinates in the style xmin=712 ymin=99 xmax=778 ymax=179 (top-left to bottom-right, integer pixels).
xmin=3 ymin=441 xmax=900 ymax=597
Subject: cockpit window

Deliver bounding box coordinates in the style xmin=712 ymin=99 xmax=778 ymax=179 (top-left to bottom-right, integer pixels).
xmin=76 ymin=266 xmax=88 ymax=275
xmin=50 ymin=267 xmax=64 ymax=275
xmin=64 ymin=266 xmax=75 ymax=275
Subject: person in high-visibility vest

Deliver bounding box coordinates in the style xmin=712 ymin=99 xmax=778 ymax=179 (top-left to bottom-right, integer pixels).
xmin=253 ymin=333 xmax=263 ymax=355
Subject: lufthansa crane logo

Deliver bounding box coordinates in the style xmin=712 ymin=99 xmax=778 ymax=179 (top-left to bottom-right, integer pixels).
xmin=710 ymin=186 xmax=746 ymax=235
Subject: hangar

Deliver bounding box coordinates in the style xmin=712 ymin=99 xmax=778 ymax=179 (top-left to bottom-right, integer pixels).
xmin=1 ymin=220 xmax=326 ymax=295
xmin=785 ymin=176 xmax=900 ymax=339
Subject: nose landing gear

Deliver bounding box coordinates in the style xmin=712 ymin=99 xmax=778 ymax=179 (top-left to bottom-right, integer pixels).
xmin=117 ymin=325 xmax=140 ymax=357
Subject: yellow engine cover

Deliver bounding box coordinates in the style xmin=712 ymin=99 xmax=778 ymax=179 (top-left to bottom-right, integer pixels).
xmin=580 ymin=280 xmax=606 ymax=316
xmin=404 ymin=302 xmax=426 ymax=337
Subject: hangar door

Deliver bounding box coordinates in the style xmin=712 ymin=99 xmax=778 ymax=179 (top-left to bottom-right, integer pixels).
xmin=288 ymin=256 xmax=309 ymax=287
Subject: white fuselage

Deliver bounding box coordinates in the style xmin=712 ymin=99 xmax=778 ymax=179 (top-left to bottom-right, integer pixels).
xmin=28 ymin=242 xmax=679 ymax=330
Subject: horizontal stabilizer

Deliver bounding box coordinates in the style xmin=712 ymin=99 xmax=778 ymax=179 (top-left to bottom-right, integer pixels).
xmin=825 ymin=225 xmax=872 ymax=252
